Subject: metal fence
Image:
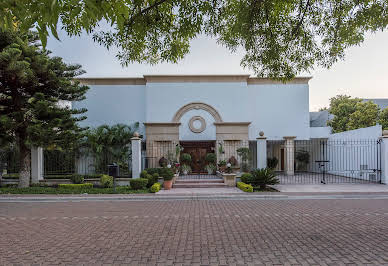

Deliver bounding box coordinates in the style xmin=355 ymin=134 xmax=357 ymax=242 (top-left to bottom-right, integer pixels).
xmin=268 ymin=139 xmax=382 ymax=184
xmin=142 ymin=140 xmax=256 ymax=179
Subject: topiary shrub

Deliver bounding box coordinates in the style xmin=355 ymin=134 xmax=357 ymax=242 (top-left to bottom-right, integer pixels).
xmin=159 ymin=168 xmax=174 ymax=181
xmin=100 ymin=175 xmax=113 ymax=188
xmin=145 ymin=173 xmax=159 ymax=188
xmin=249 ymin=168 xmax=279 ymax=189
xmin=240 ymin=173 xmax=253 ymax=184
xmin=140 ymin=170 xmax=148 ymax=178
xmin=150 ymin=182 xmax=161 ymax=193
xmin=145 ymin=168 xmax=161 ymax=175
xmin=70 ymin=174 xmax=84 ymax=184
xmin=58 ymin=183 xmax=93 ymax=189
xmin=205 ymin=153 xmax=216 ymax=164
xmin=180 ymin=153 xmax=192 ymax=164
xmin=130 ymin=178 xmax=148 ymax=190
xmin=237 ymin=182 xmax=253 ymax=192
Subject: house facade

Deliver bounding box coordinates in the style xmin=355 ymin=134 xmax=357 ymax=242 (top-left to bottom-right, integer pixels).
xmin=76 ymin=75 xmax=314 ymax=173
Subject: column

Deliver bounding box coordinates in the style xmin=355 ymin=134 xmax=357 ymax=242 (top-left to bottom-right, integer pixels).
xmin=283 ymin=136 xmax=296 ymax=176
xmin=131 ymin=132 xmax=142 ymax=179
xmin=256 ymin=132 xmax=267 ymax=169
xmin=31 ymin=147 xmax=44 ymax=184
xmin=381 ymin=130 xmax=388 ymax=184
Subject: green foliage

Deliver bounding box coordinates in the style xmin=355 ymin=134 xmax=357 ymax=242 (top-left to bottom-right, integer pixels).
xmin=267 ymin=157 xmax=279 ymax=169
xmin=83 ymin=123 xmax=139 ymax=175
xmin=328 ymin=95 xmax=380 ymax=132
xmin=218 ymin=160 xmax=226 ymax=166
xmin=159 ymin=168 xmax=174 ymax=181
xmin=379 ymin=108 xmax=388 ymax=130
xmin=296 ymin=150 xmax=310 ymax=164
xmin=180 ymin=153 xmax=192 ymax=164
xmin=0 ymin=186 xmax=150 ymax=194
xmin=205 ymin=153 xmax=216 ymax=163
xmin=58 ymin=183 xmax=93 ymax=189
xmin=2 ymin=1 xmax=388 ymax=79
xmin=142 ymin=172 xmax=159 ymax=188
xmin=100 ymin=175 xmax=113 ymax=188
xmin=248 ymin=168 xmax=279 ymax=189
xmin=205 ymin=164 xmax=216 ymax=174
xmin=70 ymin=175 xmax=84 ymax=184
xmin=150 ymin=182 xmax=161 ymax=193
xmin=144 ymin=168 xmax=162 ymax=176
xmin=130 ymin=178 xmax=148 ymax=190
xmin=140 ymin=170 xmax=148 ymax=179
xmin=237 ymin=182 xmax=253 ymax=193
xmin=0 ymin=29 xmax=89 ymax=187
xmin=181 ymin=164 xmax=192 ymax=174
xmin=240 ymin=173 xmax=253 ymax=184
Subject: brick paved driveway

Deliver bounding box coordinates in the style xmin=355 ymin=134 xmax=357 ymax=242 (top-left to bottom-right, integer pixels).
xmin=1 ymin=199 xmax=388 ymax=265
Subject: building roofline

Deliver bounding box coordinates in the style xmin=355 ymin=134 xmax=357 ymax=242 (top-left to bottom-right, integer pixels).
xmin=76 ymin=75 xmax=312 ymax=85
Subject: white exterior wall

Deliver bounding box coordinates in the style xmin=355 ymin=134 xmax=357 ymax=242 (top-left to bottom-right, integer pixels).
xmin=326 ymin=125 xmax=382 ymax=181
xmin=72 ymin=85 xmax=146 ymax=133
xmin=145 ymin=82 xmax=310 ymax=140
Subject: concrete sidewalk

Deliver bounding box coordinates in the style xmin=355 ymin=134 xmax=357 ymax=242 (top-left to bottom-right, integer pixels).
xmin=274 ymin=183 xmax=388 ymax=193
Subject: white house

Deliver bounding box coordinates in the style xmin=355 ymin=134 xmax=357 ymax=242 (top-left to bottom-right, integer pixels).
xmin=76 ymin=75 xmax=319 ymax=174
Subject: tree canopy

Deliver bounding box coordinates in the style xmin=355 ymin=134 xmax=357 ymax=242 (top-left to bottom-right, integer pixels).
xmin=1 ymin=0 xmax=388 ymax=79
xmin=0 ymin=29 xmax=89 ymax=187
xmin=327 ymin=95 xmax=385 ymax=133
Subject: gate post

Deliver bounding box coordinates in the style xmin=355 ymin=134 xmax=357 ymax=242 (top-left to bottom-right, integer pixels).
xmin=381 ymin=130 xmax=388 ymax=184
xmin=283 ymin=136 xmax=296 ymax=176
xmin=31 ymin=147 xmax=44 ymax=184
xmin=131 ymin=132 xmax=142 ymax=179
xmin=256 ymin=132 xmax=267 ymax=169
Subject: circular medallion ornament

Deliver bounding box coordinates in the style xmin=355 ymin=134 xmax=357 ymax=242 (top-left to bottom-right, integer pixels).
xmin=189 ymin=116 xmax=206 ymax=133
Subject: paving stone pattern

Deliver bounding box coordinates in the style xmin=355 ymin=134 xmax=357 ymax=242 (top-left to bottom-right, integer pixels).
xmin=1 ymin=199 xmax=388 ymax=265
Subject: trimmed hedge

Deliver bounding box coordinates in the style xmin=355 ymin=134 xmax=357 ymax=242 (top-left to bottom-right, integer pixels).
xmin=58 ymin=183 xmax=93 ymax=189
xmin=100 ymin=175 xmax=113 ymax=188
xmin=150 ymin=182 xmax=161 ymax=193
xmin=130 ymin=178 xmax=148 ymax=190
xmin=144 ymin=168 xmax=162 ymax=176
xmin=237 ymin=182 xmax=253 ymax=192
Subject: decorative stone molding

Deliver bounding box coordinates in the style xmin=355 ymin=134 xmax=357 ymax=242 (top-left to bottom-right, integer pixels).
xmin=189 ymin=116 xmax=206 ymax=133
xmin=214 ymin=122 xmax=251 ymax=141
xmin=172 ymin=102 xmax=223 ymax=123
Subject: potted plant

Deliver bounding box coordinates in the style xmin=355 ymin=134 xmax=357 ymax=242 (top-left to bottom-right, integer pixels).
xmin=218 ymin=160 xmax=227 ymax=172
xmin=205 ymin=163 xmax=216 ymax=175
xmin=160 ymin=167 xmax=174 ymax=190
xmin=205 ymin=153 xmax=216 ymax=164
xmin=181 ymin=164 xmax=191 ymax=175
xmin=181 ymin=153 xmax=191 ymax=165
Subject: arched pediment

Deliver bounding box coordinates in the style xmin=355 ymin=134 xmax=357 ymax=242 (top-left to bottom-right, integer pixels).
xmin=172 ymin=102 xmax=223 ymax=123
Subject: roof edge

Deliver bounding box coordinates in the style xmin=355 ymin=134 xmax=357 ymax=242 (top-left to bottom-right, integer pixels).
xmin=75 ymin=75 xmax=312 ymax=85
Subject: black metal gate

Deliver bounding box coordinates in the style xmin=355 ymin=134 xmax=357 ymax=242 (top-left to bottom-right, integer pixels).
xmin=275 ymin=139 xmax=382 ymax=184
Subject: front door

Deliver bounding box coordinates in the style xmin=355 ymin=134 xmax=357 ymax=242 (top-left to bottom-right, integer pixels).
xmin=180 ymin=141 xmax=215 ymax=173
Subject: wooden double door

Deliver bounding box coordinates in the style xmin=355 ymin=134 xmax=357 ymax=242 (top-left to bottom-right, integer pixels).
xmin=180 ymin=141 xmax=215 ymax=173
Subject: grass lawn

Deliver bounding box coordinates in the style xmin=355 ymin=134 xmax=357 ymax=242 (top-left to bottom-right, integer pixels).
xmin=0 ymin=186 xmax=150 ymax=194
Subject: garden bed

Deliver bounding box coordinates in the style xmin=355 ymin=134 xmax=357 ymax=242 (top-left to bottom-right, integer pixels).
xmin=253 ymin=187 xmax=279 ymax=192
xmin=0 ymin=186 xmax=150 ymax=194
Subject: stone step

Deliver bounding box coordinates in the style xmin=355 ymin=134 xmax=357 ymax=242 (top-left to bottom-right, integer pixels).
xmin=175 ymin=179 xmax=224 ymax=184
xmin=173 ymin=183 xmax=227 ymax=188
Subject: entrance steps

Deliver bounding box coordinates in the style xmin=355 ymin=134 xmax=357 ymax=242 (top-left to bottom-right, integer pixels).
xmin=173 ymin=178 xmax=226 ymax=188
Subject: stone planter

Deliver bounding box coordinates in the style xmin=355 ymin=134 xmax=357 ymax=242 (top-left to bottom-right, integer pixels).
xmin=222 ymin=173 xmax=237 ymax=187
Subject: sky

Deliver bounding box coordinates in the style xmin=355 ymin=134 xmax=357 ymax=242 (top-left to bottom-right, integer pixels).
xmin=47 ymin=29 xmax=388 ymax=111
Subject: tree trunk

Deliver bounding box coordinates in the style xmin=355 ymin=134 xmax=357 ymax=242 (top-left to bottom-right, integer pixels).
xmin=18 ymin=144 xmax=31 ymax=188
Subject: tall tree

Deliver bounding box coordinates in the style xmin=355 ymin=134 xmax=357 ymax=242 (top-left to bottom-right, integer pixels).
xmin=327 ymin=95 xmax=380 ymax=133
xmin=0 ymin=30 xmax=88 ymax=187
xmin=379 ymin=107 xmax=388 ymax=130
xmin=1 ymin=1 xmax=388 ymax=79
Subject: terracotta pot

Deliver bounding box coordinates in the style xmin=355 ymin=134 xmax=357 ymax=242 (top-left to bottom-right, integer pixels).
xmin=164 ymin=180 xmax=173 ymax=190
